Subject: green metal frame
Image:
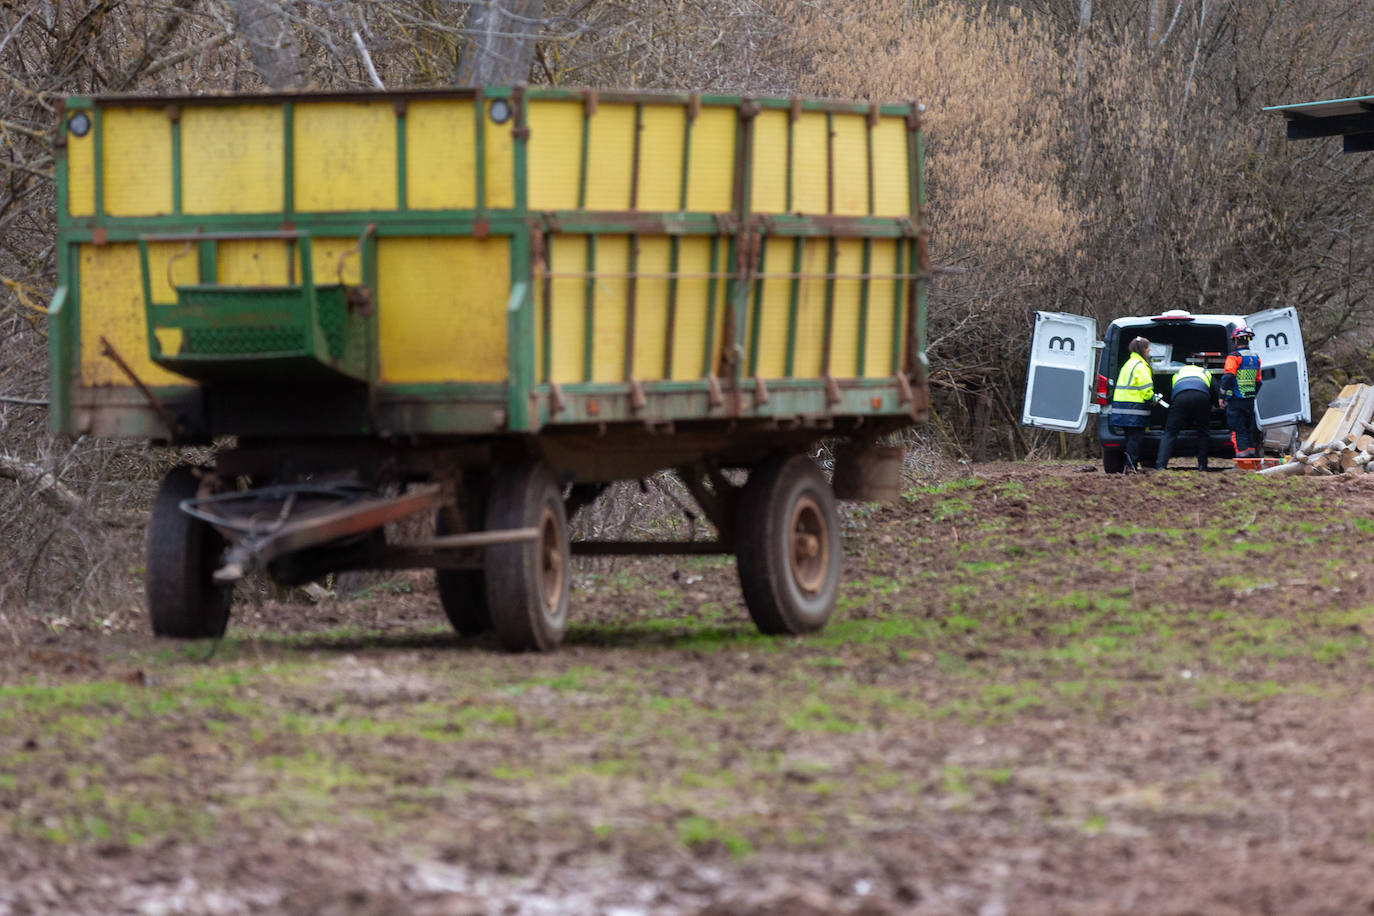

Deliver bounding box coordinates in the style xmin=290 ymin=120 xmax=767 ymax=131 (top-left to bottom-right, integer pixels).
xmin=52 ymin=87 xmax=928 ymax=441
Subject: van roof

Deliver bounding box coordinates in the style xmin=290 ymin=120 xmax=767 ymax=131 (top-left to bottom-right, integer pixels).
xmin=1107 ymin=310 xmax=1244 ymax=327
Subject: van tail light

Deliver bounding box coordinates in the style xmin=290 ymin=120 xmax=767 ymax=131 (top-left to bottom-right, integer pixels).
xmin=1095 ymin=373 xmax=1110 ymax=406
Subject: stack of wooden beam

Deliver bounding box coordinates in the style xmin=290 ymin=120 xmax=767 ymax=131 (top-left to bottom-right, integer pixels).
xmin=1259 ymin=383 xmax=1374 ymax=476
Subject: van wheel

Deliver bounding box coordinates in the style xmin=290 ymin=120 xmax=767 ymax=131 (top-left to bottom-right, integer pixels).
xmin=146 ymin=466 xmax=232 ymax=639
xmin=736 ymin=454 xmax=840 ymax=635
xmin=1102 ymin=450 xmax=1125 ymax=475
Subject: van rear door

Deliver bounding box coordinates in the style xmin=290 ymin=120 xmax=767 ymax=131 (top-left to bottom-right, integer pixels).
xmin=1022 ymin=311 xmax=1098 ymax=433
xmin=1246 ymin=306 xmax=1310 ymax=426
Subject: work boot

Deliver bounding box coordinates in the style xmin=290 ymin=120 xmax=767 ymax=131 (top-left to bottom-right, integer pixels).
xmin=1236 ymin=448 xmax=1257 ymax=459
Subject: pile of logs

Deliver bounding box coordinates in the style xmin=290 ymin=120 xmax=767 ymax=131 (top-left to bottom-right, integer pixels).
xmin=1259 ymin=383 xmax=1374 ymax=476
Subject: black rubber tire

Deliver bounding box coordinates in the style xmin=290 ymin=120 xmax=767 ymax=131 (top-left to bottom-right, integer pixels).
xmin=1102 ymin=449 xmax=1126 ymax=475
xmin=146 ymin=466 xmax=232 ymax=639
xmin=434 ymin=509 xmax=491 ymax=637
xmin=483 ymin=461 xmax=570 ymax=652
xmin=736 ymin=453 xmax=841 ymax=636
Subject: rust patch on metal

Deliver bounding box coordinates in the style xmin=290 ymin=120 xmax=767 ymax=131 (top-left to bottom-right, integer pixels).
xmin=584 ymin=90 xmax=598 ymax=117
xmin=548 ymin=380 xmax=566 ymax=416
xmin=473 ymin=219 xmax=490 ymax=239
xmin=92 ymin=228 xmax=107 ymax=246
xmin=789 ymin=96 xmax=803 ymax=122
xmin=628 ymin=378 xmax=646 ymax=411
xmin=687 ymin=93 xmax=701 ymax=122
xmin=753 ymin=375 xmax=770 ymax=406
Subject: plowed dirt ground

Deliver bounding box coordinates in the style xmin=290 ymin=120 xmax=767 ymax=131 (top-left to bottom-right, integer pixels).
xmin=5 ymin=460 xmax=1374 ymax=915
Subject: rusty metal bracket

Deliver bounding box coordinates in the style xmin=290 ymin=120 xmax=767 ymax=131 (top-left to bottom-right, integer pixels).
xmin=98 ymin=336 xmax=182 ymax=440
xmin=753 ymin=375 xmax=770 ymax=406
xmin=337 ymin=222 xmax=376 ymax=286
xmin=824 ymin=374 xmax=842 ymax=407
xmin=548 ymin=380 xmax=566 ymax=416
xmin=707 ymin=375 xmax=724 ymax=408
xmin=895 ymin=372 xmax=913 ymax=405
xmin=628 ymin=378 xmax=647 ymax=411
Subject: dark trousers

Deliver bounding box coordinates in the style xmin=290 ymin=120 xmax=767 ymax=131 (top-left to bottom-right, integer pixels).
xmin=1156 ymin=389 xmax=1211 ymax=470
xmin=1226 ymin=398 xmax=1260 ymax=454
xmin=1122 ymin=425 xmax=1146 ymax=471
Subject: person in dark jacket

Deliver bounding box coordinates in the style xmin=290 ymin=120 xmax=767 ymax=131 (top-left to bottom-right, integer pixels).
xmin=1111 ymin=336 xmax=1154 ymax=472
xmin=1155 ymin=364 xmax=1217 ymax=471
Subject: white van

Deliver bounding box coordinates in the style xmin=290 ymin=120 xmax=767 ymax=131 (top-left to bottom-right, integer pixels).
xmin=1021 ymin=308 xmax=1310 ymax=472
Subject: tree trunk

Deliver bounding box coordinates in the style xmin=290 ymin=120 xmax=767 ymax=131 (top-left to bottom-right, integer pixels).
xmin=455 ymin=0 xmax=543 ymax=85
xmin=231 ymin=0 xmax=306 ymax=90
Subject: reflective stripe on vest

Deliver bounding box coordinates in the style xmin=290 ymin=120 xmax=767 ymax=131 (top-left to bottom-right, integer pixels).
xmin=1171 ymin=364 xmax=1211 ymax=396
xmin=1112 ymin=353 xmax=1153 ymax=404
xmin=1233 ymin=349 xmax=1260 ymax=397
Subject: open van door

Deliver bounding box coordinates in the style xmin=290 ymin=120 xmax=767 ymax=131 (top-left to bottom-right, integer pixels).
xmin=1022 ymin=311 xmax=1098 ymax=434
xmin=1246 ymin=306 xmax=1310 ymax=427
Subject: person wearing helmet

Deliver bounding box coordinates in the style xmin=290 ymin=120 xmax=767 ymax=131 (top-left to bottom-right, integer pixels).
xmin=1111 ymin=336 xmax=1155 ymax=472
xmin=1221 ymin=325 xmax=1263 ymax=458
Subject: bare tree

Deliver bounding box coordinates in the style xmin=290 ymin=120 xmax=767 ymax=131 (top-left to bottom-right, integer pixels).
xmin=231 ymin=0 xmax=306 ymax=89
xmin=455 ymin=0 xmax=542 ymax=85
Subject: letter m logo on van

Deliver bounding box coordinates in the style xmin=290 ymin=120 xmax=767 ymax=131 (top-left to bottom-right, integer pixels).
xmin=1022 ymin=312 xmax=1098 ymax=434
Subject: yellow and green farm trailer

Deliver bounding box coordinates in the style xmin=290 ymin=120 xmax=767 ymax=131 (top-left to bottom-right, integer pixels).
xmin=51 ymin=86 xmax=929 ymax=651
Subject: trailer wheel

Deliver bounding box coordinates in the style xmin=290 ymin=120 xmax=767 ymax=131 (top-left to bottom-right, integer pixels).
xmin=1102 ymin=449 xmax=1125 ymax=475
xmin=146 ymin=466 xmax=232 ymax=639
xmin=483 ymin=462 xmax=569 ymax=652
xmin=736 ymin=454 xmax=840 ymax=635
xmin=434 ymin=509 xmax=491 ymax=637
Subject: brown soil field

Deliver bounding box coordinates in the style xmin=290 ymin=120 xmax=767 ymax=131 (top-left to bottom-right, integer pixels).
xmin=5 ymin=460 xmax=1374 ymax=914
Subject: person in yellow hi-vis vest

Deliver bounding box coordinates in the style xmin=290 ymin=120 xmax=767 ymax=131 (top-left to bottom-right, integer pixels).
xmin=1155 ymin=363 xmax=1218 ymax=471
xmin=1111 ymin=336 xmax=1154 ymax=472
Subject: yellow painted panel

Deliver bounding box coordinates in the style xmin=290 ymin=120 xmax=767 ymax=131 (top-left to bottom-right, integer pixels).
xmin=183 ymin=105 xmax=283 ymax=214
xmin=528 ymin=100 xmax=583 ymax=210
xmin=218 ymin=239 xmax=293 ymax=286
xmin=792 ymin=113 xmax=828 ymax=215
xmin=639 ymin=106 xmax=685 ymax=212
xmin=633 ymin=236 xmax=671 ymax=380
xmin=590 ymin=235 xmax=629 ymax=382
xmin=750 ymin=110 xmax=788 ymax=215
xmin=484 ymin=100 xmax=515 ymax=209
xmin=832 ymin=114 xmax=869 ymax=216
xmin=871 ymin=119 xmax=911 ymax=217
xmin=864 ymin=240 xmax=899 ymax=375
xmin=752 ymin=238 xmax=792 ymax=378
xmin=585 ymin=107 xmax=635 ymax=211
xmin=78 ymin=243 xmax=193 ymax=386
xmin=102 ymin=108 xmax=172 ymax=217
xmin=407 ymin=99 xmax=476 ymax=210
xmin=793 ymin=239 xmax=828 ymax=378
xmin=66 ymin=119 xmax=95 ymax=217
xmin=294 ymin=102 xmax=397 ymax=212
xmin=829 ymin=239 xmax=864 ymax=377
xmin=546 ymin=235 xmax=588 ymax=383
xmin=669 ymin=237 xmax=716 ymax=380
xmin=377 ymin=237 xmax=510 ymax=383
xmin=686 ymin=107 xmax=736 ymax=213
